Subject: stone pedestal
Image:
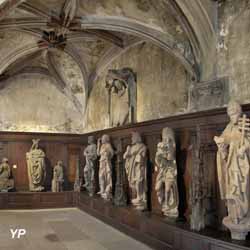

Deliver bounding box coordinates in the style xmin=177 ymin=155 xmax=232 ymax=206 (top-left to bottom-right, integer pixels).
xmin=132 ymin=198 xmax=147 ymax=211
xmin=223 ymin=216 xmax=250 ymax=240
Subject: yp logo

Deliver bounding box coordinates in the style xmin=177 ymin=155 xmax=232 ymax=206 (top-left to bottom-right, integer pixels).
xmin=10 ymin=229 xmax=26 ymax=239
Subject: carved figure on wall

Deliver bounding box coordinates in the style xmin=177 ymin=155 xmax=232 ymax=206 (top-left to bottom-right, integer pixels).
xmin=105 ymin=68 xmax=137 ymax=127
xmin=51 ymin=161 xmax=64 ymax=192
xmin=83 ymin=136 xmax=97 ymax=196
xmin=26 ymin=139 xmax=46 ymax=192
xmin=97 ymin=134 xmax=114 ymax=200
xmin=155 ymin=127 xmax=179 ymax=218
xmin=190 ymin=126 xmax=206 ymax=231
xmin=0 ymin=158 xmax=14 ymax=192
xmin=214 ymin=100 xmax=250 ymax=240
xmin=114 ymin=138 xmax=127 ymax=206
xmin=124 ymin=132 xmax=147 ymax=210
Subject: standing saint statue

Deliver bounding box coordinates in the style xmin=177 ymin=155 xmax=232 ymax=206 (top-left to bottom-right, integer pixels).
xmin=155 ymin=127 xmax=179 ymax=218
xmin=51 ymin=161 xmax=64 ymax=192
xmin=124 ymin=132 xmax=147 ymax=210
xmin=26 ymin=139 xmax=46 ymax=192
xmin=214 ymin=100 xmax=250 ymax=240
xmin=83 ymin=136 xmax=97 ymax=196
xmin=97 ymin=134 xmax=114 ymax=200
xmin=0 ymin=158 xmax=14 ymax=192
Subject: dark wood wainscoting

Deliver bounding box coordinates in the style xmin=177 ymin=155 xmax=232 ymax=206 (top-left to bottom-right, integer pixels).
xmin=1 ymin=105 xmax=250 ymax=250
xmin=0 ymin=133 xmax=85 ymax=191
xmin=0 ymin=191 xmax=78 ymax=209
xmin=78 ymin=192 xmax=250 ymax=250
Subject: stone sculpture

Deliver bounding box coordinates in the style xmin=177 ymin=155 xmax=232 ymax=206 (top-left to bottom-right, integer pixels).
xmin=155 ymin=127 xmax=179 ymax=218
xmin=105 ymin=68 xmax=137 ymax=127
xmin=83 ymin=136 xmax=97 ymax=196
xmin=124 ymin=132 xmax=147 ymax=210
xmin=97 ymin=134 xmax=114 ymax=200
xmin=51 ymin=161 xmax=64 ymax=192
xmin=26 ymin=139 xmax=46 ymax=192
xmin=0 ymin=158 xmax=14 ymax=192
xmin=214 ymin=100 xmax=250 ymax=240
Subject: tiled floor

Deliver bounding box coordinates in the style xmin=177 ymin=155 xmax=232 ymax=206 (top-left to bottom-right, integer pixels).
xmin=0 ymin=208 xmax=152 ymax=250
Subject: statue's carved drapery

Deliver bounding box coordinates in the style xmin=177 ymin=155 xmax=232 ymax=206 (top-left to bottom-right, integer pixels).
xmin=26 ymin=139 xmax=46 ymax=192
xmin=105 ymin=68 xmax=137 ymax=127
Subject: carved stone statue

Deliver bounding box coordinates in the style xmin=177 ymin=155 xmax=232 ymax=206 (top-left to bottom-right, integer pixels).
xmin=0 ymin=158 xmax=14 ymax=192
xmin=214 ymin=100 xmax=250 ymax=240
xmin=97 ymin=134 xmax=114 ymax=200
xmin=26 ymin=139 xmax=46 ymax=192
xmin=124 ymin=132 xmax=147 ymax=210
xmin=83 ymin=136 xmax=97 ymax=196
xmin=105 ymin=68 xmax=137 ymax=127
xmin=155 ymin=127 xmax=179 ymax=218
xmin=51 ymin=161 xmax=64 ymax=192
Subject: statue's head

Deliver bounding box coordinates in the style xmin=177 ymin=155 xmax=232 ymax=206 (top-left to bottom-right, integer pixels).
xmin=131 ymin=131 xmax=142 ymax=144
xmin=101 ymin=134 xmax=110 ymax=144
xmin=162 ymin=127 xmax=176 ymax=160
xmin=88 ymin=136 xmax=95 ymax=145
xmin=2 ymin=158 xmax=8 ymax=164
xmin=162 ymin=127 xmax=175 ymax=146
xmin=227 ymin=100 xmax=242 ymax=125
xmin=57 ymin=160 xmax=63 ymax=166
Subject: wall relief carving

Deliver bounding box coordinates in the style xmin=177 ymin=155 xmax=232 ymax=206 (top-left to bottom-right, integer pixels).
xmin=105 ymin=68 xmax=137 ymax=127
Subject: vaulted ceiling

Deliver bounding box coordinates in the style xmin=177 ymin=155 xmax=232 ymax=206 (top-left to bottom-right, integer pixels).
xmin=0 ymin=0 xmax=216 ymax=115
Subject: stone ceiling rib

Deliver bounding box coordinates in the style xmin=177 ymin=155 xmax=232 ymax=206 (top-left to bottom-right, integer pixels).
xmin=0 ymin=43 xmax=46 ymax=75
xmin=0 ymin=0 xmax=24 ymax=21
xmin=80 ymin=16 xmax=198 ymax=81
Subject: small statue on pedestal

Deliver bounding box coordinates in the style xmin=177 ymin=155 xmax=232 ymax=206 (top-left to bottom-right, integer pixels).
xmin=83 ymin=136 xmax=97 ymax=196
xmin=51 ymin=161 xmax=64 ymax=192
xmin=124 ymin=132 xmax=147 ymax=210
xmin=97 ymin=134 xmax=114 ymax=200
xmin=155 ymin=127 xmax=179 ymax=218
xmin=0 ymin=158 xmax=14 ymax=192
xmin=214 ymin=100 xmax=250 ymax=240
xmin=26 ymin=139 xmax=46 ymax=192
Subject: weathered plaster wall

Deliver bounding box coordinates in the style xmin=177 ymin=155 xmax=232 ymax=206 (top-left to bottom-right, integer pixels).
xmin=84 ymin=42 xmax=189 ymax=132
xmin=0 ymin=74 xmax=84 ymax=133
xmin=217 ymin=0 xmax=250 ymax=104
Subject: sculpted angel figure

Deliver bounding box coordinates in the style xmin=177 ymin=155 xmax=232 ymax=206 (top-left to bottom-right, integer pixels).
xmin=155 ymin=127 xmax=179 ymax=218
xmin=97 ymin=134 xmax=114 ymax=200
xmin=124 ymin=132 xmax=147 ymax=210
xmin=83 ymin=136 xmax=97 ymax=196
xmin=214 ymin=100 xmax=250 ymax=240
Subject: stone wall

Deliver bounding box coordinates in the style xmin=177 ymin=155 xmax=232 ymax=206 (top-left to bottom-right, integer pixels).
xmin=217 ymin=0 xmax=250 ymax=104
xmin=0 ymin=74 xmax=84 ymax=133
xmin=84 ymin=42 xmax=189 ymax=132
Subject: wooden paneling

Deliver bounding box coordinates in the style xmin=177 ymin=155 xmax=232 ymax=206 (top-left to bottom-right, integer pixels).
xmin=78 ymin=192 xmax=250 ymax=250
xmin=0 ymin=134 xmax=84 ymax=191
xmin=0 ymin=191 xmax=77 ymax=209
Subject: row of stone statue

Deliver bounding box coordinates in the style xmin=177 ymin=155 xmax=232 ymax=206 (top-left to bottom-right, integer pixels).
xmin=1 ymin=100 xmax=249 ymax=240
xmin=0 ymin=139 xmax=64 ymax=193
xmin=83 ymin=128 xmax=178 ymax=217
xmin=83 ymin=100 xmax=250 ymax=241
